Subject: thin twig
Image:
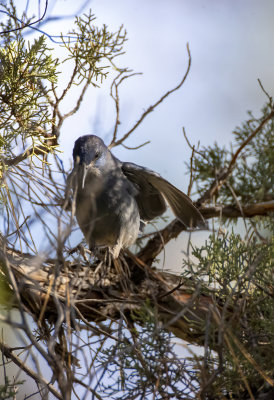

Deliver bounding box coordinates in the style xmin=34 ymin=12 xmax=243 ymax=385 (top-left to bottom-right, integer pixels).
xmin=121 ymin=140 xmax=150 ymax=150
xmin=109 ymin=43 xmax=192 ymax=148
xmin=258 ymin=78 xmax=273 ymax=105
xmin=0 ymin=1 xmax=48 ymax=35
xmin=0 ymin=341 xmax=62 ymax=400
xmin=196 ymin=107 xmax=274 ymax=206
xmin=109 ymin=71 xmax=143 ymax=146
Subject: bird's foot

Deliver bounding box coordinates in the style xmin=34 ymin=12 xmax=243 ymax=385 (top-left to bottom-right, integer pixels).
xmin=68 ymin=243 xmax=91 ymax=261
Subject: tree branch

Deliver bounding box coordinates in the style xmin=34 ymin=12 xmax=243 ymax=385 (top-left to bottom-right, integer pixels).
xmin=201 ymin=200 xmax=274 ymax=219
xmin=197 ymin=108 xmax=274 ymax=206
xmin=0 ymin=341 xmax=62 ymax=400
xmin=0 ymin=239 xmax=216 ymax=347
xmin=0 ymin=1 xmax=48 ymax=35
xmin=3 ymin=140 xmax=57 ymax=168
xmin=109 ymin=43 xmax=192 ymax=148
xmin=137 ymin=200 xmax=274 ymax=265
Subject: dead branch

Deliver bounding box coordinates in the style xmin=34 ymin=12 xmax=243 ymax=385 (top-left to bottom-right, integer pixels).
xmin=109 ymin=70 xmax=143 ymax=146
xmin=0 ymin=341 xmax=62 ymax=400
xmin=109 ymin=43 xmax=192 ymax=148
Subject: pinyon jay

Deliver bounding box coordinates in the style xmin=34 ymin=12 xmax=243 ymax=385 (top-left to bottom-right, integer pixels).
xmin=67 ymin=135 xmax=204 ymax=258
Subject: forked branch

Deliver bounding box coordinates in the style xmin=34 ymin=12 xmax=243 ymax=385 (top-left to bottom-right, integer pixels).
xmin=109 ymin=43 xmax=192 ymax=148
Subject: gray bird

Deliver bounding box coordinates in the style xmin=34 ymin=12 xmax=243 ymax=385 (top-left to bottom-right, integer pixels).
xmin=67 ymin=135 xmax=205 ymax=258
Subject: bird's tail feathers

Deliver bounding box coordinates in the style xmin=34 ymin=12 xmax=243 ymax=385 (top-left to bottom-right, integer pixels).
xmin=151 ymin=177 xmax=206 ymax=228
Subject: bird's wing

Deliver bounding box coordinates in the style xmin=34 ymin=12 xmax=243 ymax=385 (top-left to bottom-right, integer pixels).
xmin=121 ymin=162 xmax=166 ymax=220
xmin=122 ymin=162 xmax=205 ymax=227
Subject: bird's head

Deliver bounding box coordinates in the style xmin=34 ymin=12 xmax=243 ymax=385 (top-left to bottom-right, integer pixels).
xmin=72 ymin=135 xmax=110 ymax=188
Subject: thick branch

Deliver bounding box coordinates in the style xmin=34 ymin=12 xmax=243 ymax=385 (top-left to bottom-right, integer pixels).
xmin=138 ymin=200 xmax=274 ymax=265
xmin=1 ymin=189 xmax=271 ymax=343
xmin=201 ymin=200 xmax=274 ymax=219
xmin=137 ymin=107 xmax=274 ymax=265
xmin=0 ymin=241 xmax=216 ymax=347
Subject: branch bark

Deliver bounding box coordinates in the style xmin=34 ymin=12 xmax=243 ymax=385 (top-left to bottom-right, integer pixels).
xmin=1 ymin=200 xmax=272 ymax=345
xmin=138 ymin=200 xmax=274 ymax=265
xmin=0 ymin=239 xmax=216 ymax=347
xmin=0 ymin=341 xmax=62 ymax=400
xmin=201 ymin=200 xmax=274 ymax=219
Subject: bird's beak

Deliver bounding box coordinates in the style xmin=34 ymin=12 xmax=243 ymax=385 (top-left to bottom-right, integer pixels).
xmin=81 ymin=163 xmax=88 ymax=189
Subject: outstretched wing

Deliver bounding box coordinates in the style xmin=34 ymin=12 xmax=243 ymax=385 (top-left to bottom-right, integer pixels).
xmin=122 ymin=162 xmax=205 ymax=228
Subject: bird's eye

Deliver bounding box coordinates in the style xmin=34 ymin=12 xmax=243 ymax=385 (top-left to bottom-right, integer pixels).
xmin=94 ymin=151 xmax=99 ymax=160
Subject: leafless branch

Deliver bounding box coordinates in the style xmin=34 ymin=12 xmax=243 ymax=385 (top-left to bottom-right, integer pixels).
xmin=0 ymin=341 xmax=62 ymax=400
xmin=182 ymin=128 xmax=197 ymax=196
xmin=258 ymin=78 xmax=273 ymax=106
xmin=109 ymin=43 xmax=192 ymax=148
xmin=121 ymin=140 xmax=150 ymax=150
xmin=61 ymin=72 xmax=93 ymax=122
xmin=109 ymin=71 xmax=143 ymax=146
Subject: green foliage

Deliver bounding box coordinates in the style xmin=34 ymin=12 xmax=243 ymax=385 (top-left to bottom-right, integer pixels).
xmin=184 ymin=232 xmax=263 ymax=293
xmin=181 ymin=230 xmax=274 ymax=397
xmin=190 ymin=104 xmax=274 ymax=205
xmin=0 ymin=2 xmax=128 ymax=168
xmin=0 ymin=35 xmax=58 ymax=157
xmin=0 ymin=0 xmax=128 ymax=220
xmin=0 ymin=271 xmax=13 ymax=306
xmin=98 ymin=313 xmax=194 ymax=400
xmin=190 ymin=142 xmax=229 ymax=196
xmin=62 ymin=11 xmax=127 ymax=85
xmin=0 ymin=377 xmax=24 ymax=400
xmin=232 ymin=107 xmax=274 ymax=204
xmin=0 ymin=1 xmax=273 ymax=399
